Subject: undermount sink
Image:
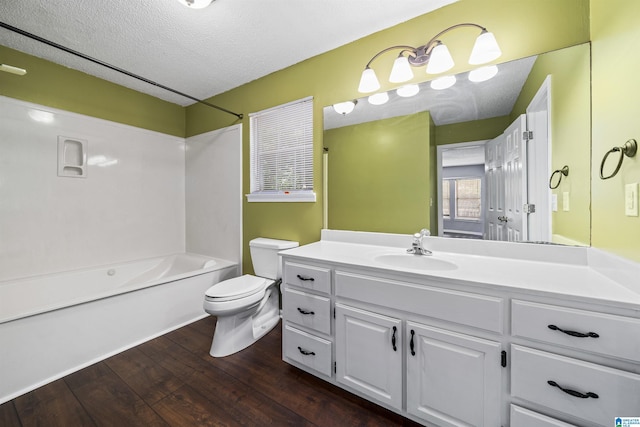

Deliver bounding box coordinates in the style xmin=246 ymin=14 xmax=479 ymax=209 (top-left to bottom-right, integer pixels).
xmin=374 ymin=254 xmax=458 ymax=271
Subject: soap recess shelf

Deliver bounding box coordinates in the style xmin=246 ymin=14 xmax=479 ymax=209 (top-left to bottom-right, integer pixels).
xmin=57 ymin=136 xmax=87 ymax=178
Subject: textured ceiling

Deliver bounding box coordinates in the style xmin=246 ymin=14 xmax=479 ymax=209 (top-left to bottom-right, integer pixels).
xmin=0 ymin=0 xmax=457 ymax=106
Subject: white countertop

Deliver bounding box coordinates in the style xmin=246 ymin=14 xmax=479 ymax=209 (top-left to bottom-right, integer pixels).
xmin=280 ymin=230 xmax=640 ymax=309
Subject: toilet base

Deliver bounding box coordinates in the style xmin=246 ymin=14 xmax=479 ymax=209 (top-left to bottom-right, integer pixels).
xmin=209 ymin=286 xmax=280 ymax=357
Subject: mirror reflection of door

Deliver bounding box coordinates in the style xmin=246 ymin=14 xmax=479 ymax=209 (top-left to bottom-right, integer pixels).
xmin=442 ymin=82 xmax=551 ymax=242
xmin=503 ymin=114 xmax=528 ymax=241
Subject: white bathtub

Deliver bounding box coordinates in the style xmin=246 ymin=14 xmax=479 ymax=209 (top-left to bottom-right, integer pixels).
xmin=0 ymin=253 xmax=238 ymax=404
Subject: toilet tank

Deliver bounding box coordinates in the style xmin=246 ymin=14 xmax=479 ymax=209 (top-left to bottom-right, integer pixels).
xmin=249 ymin=238 xmax=299 ymax=279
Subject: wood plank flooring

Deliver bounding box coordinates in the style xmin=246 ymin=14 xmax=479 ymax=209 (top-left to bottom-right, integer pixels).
xmin=0 ymin=317 xmax=421 ymax=426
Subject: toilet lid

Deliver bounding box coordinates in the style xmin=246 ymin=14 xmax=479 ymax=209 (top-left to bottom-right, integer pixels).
xmin=205 ymin=274 xmax=268 ymax=301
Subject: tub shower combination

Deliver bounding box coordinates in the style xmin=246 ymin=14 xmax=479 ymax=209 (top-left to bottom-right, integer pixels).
xmin=0 ymin=253 xmax=237 ymax=404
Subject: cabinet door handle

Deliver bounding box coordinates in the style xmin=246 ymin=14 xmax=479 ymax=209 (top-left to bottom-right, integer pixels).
xmin=548 ymin=324 xmax=599 ymax=338
xmin=297 ymin=307 xmax=315 ymax=315
xmin=297 ymin=346 xmax=315 ymax=356
xmin=410 ymin=329 xmax=416 ymax=356
xmin=296 ymin=274 xmax=315 ymax=282
xmin=391 ymin=326 xmax=397 ymax=351
xmin=547 ymin=380 xmax=598 ymax=399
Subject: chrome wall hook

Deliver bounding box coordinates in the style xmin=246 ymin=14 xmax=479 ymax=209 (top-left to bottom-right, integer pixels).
xmin=549 ymin=165 xmax=569 ymax=189
xmin=600 ymin=139 xmax=637 ymax=180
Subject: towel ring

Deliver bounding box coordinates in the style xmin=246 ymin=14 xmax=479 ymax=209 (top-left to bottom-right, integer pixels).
xmin=549 ymin=165 xmax=569 ymax=189
xmin=600 ymin=139 xmax=637 ymax=180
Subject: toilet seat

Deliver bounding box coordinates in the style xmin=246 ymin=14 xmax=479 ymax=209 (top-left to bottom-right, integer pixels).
xmin=205 ymin=274 xmax=269 ymax=302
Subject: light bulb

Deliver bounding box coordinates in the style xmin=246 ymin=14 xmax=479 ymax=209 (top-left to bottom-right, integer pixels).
xmin=431 ymin=75 xmax=456 ymax=90
xmin=389 ymin=55 xmax=414 ymax=83
xmin=368 ymin=92 xmax=389 ymax=105
xmin=426 ymin=43 xmax=454 ymax=74
xmin=469 ymin=30 xmax=502 ymax=65
xmin=358 ymin=68 xmax=381 ymax=93
xmin=333 ymin=101 xmax=357 ymax=115
xmin=397 ymin=84 xmax=420 ymax=98
xmin=469 ymin=65 xmax=499 ymax=82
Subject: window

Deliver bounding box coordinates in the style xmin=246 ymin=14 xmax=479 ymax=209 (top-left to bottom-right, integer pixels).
xmin=442 ymin=180 xmax=451 ymax=218
xmin=248 ymin=97 xmax=315 ymax=202
xmin=455 ymin=178 xmax=481 ymax=219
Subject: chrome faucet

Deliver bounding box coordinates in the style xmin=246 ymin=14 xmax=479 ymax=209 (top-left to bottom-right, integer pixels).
xmin=407 ymin=228 xmax=432 ymax=255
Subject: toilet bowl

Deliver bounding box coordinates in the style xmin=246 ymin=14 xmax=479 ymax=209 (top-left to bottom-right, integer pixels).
xmin=203 ymin=237 xmax=298 ymax=357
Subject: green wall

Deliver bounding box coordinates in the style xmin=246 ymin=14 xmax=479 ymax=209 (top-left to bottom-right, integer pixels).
xmin=0 ymin=45 xmax=185 ymax=137
xmin=591 ymin=0 xmax=640 ymax=262
xmin=325 ymin=112 xmax=432 ymax=233
xmin=435 ymin=116 xmax=510 ymax=146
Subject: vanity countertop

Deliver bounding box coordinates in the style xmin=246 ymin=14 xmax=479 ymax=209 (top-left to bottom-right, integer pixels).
xmin=280 ymin=230 xmax=640 ymax=310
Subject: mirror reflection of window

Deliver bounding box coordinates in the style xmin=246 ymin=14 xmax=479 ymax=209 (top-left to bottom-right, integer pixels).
xmin=442 ymin=180 xmax=451 ymax=219
xmin=455 ymin=179 xmax=482 ymax=220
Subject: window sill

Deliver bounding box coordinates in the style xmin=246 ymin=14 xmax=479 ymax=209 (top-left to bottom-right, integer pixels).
xmin=246 ymin=192 xmax=316 ymax=203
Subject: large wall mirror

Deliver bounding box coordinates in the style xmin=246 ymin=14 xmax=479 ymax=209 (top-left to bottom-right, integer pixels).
xmin=323 ymin=42 xmax=591 ymax=246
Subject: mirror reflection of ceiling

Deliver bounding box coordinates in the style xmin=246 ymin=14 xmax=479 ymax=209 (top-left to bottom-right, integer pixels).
xmin=442 ymin=145 xmax=485 ymax=167
xmin=324 ymin=55 xmax=537 ymax=130
xmin=0 ymin=0 xmax=456 ymax=105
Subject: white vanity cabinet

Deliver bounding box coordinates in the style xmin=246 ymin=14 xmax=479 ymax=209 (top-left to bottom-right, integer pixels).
xmin=406 ymin=322 xmax=502 ymax=427
xmin=510 ymin=299 xmax=640 ymax=427
xmin=332 ymin=270 xmax=505 ymax=427
xmin=281 ymin=261 xmax=333 ymax=377
xmin=279 ymin=237 xmax=640 ymax=427
xmin=335 ymin=303 xmax=403 ymax=409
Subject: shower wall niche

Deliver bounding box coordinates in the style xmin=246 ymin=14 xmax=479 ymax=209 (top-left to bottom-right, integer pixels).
xmin=57 ymin=136 xmax=87 ymax=178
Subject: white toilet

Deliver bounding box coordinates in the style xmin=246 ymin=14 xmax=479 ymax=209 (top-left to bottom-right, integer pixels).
xmin=203 ymin=237 xmax=299 ymax=357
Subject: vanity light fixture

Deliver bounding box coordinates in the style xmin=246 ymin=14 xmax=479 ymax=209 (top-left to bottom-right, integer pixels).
xmin=468 ymin=65 xmax=499 ymax=82
xmin=333 ymin=100 xmax=357 ymax=115
xmin=358 ymin=23 xmax=501 ymax=93
xmin=176 ymin=0 xmax=214 ymax=8
xmin=396 ymin=84 xmax=419 ymax=98
xmin=368 ymin=92 xmax=389 ymax=105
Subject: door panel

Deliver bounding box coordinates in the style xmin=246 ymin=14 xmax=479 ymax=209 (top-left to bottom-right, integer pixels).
xmin=335 ymin=303 xmax=402 ymax=409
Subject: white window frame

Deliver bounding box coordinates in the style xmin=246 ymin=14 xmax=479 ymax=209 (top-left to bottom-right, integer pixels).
xmin=247 ymin=96 xmax=316 ymax=203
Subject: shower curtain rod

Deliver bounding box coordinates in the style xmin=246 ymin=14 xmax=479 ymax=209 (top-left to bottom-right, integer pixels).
xmin=0 ymin=21 xmax=243 ymax=120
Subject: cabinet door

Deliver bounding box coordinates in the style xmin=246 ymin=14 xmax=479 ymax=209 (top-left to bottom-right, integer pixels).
xmin=406 ymin=322 xmax=502 ymax=427
xmin=335 ymin=303 xmax=402 ymax=410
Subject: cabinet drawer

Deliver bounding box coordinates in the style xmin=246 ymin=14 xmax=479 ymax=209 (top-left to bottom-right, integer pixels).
xmin=510 ymin=405 xmax=576 ymax=427
xmin=283 ymin=287 xmax=331 ymax=335
xmin=283 ymin=325 xmax=332 ymax=377
xmin=284 ymin=262 xmax=331 ymax=294
xmin=511 ymin=345 xmax=640 ymax=427
xmin=335 ymin=271 xmax=503 ymax=333
xmin=512 ymin=300 xmax=640 ymax=362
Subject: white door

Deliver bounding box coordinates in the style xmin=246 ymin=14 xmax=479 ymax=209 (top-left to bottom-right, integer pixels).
xmin=335 ymin=303 xmax=402 ymax=410
xmin=484 ymin=133 xmax=506 ymax=240
xmin=503 ymin=114 xmax=528 ymax=241
xmin=526 ymin=77 xmax=551 ymax=242
xmin=406 ymin=322 xmax=502 ymax=427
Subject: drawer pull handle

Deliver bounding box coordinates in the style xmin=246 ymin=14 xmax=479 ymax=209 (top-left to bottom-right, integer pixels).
xmin=297 ymin=274 xmax=315 ymax=282
xmin=297 ymin=346 xmax=315 ymax=356
xmin=410 ymin=329 xmax=416 ymax=356
xmin=548 ymin=324 xmax=599 ymax=338
xmin=547 ymin=380 xmax=599 ymax=399
xmin=297 ymin=307 xmax=315 ymax=315
xmin=391 ymin=326 xmax=397 ymax=351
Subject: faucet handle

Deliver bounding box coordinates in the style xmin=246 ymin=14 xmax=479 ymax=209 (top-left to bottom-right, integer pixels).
xmin=414 ymin=229 xmax=430 ymax=239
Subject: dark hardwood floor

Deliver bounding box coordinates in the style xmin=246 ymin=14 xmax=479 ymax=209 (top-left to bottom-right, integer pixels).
xmin=0 ymin=316 xmax=421 ymax=426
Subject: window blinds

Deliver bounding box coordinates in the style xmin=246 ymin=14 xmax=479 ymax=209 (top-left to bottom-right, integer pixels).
xmin=250 ymin=97 xmax=313 ymax=196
